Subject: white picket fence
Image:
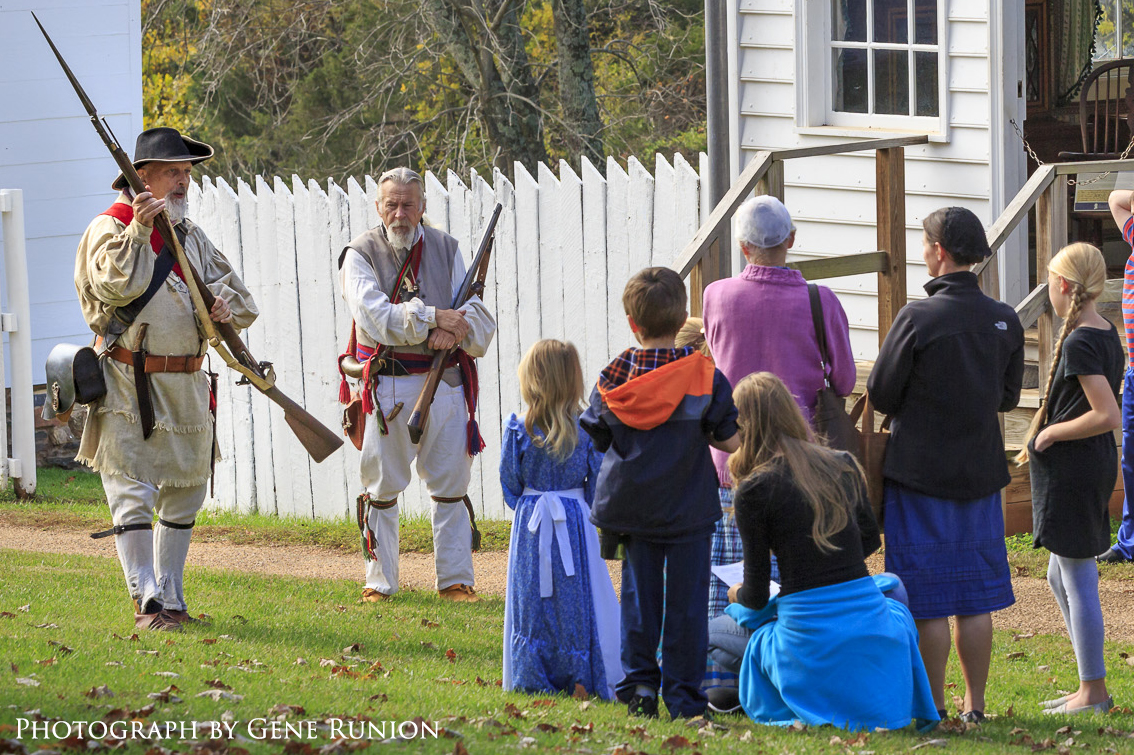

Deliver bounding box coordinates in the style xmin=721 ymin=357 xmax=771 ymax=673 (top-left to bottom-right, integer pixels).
xmin=191 ymin=153 xmax=709 ymax=521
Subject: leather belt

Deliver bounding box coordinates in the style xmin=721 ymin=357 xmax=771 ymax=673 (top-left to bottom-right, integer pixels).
xmin=106 ymin=346 xmax=203 ymax=373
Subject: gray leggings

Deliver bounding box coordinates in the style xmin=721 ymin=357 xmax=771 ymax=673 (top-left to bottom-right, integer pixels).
xmin=1047 ymin=553 xmax=1106 ymax=682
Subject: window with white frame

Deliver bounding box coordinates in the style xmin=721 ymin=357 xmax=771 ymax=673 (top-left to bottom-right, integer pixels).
xmin=1095 ymin=1 xmax=1133 ymax=60
xmin=798 ymin=0 xmax=945 ymax=133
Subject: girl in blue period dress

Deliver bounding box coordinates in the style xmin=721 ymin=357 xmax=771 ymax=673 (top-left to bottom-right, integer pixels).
xmin=1018 ymin=243 xmax=1123 ymax=716
xmin=501 ymin=339 xmax=621 ymax=699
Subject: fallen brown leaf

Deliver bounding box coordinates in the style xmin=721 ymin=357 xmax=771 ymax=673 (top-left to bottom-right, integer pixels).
xmin=1007 ymin=651 xmax=1026 ymax=660
xmin=36 ymin=658 xmax=56 ymax=667
xmin=0 ymin=612 xmax=15 ymax=620
xmin=504 ymin=703 xmax=526 ymax=719
xmin=530 ymin=699 xmax=556 ymax=708
xmin=200 ymin=638 xmax=218 ymax=645
xmin=452 ymin=743 xmax=469 ymax=755
xmin=342 ymin=643 xmax=363 ymax=653
xmin=421 ymin=619 xmax=439 ymax=629
xmin=661 ymin=735 xmax=691 ymax=750
xmin=368 ymin=693 xmax=387 ymax=703
xmin=204 ymin=679 xmax=231 ymax=690
xmin=18 ymin=605 xmax=29 ymax=612
xmin=534 ymin=723 xmax=560 ymax=733
xmin=85 ymin=685 xmax=114 ymax=698
xmin=420 ymin=641 xmax=436 ymax=650
xmin=572 ymin=683 xmax=589 ymax=701
xmin=445 ymin=648 xmax=457 ymax=663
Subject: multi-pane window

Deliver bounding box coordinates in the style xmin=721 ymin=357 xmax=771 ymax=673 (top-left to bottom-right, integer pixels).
xmin=1095 ymin=1 xmax=1134 ymax=60
xmin=831 ymin=0 xmax=940 ymax=117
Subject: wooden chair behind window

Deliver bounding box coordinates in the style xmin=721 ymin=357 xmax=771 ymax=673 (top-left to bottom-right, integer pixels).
xmin=1058 ymin=58 xmax=1134 ymax=161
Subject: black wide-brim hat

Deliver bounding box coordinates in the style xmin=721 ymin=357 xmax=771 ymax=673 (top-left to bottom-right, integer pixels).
xmin=111 ymin=127 xmax=214 ymax=190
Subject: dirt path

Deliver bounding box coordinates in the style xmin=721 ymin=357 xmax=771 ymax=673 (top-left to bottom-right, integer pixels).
xmin=3 ymin=523 xmax=1134 ymax=643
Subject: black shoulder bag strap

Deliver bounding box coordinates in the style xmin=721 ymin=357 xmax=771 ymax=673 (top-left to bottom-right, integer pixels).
xmin=104 ymin=224 xmax=188 ymax=346
xmin=807 ymin=283 xmax=831 ymax=387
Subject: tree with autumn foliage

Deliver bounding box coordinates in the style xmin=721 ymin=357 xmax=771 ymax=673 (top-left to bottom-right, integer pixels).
xmin=141 ymin=0 xmax=706 ymax=182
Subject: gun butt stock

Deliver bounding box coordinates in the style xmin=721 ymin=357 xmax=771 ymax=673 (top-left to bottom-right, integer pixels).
xmin=264 ymin=386 xmax=344 ymax=462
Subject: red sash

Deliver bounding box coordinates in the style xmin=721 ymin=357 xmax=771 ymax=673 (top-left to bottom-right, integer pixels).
xmin=101 ymin=202 xmax=185 ymax=282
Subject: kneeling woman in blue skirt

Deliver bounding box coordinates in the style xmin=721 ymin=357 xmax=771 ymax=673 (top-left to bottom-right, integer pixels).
xmin=867 ymin=207 xmax=1025 ymax=723
xmin=707 ymin=373 xmax=938 ymax=731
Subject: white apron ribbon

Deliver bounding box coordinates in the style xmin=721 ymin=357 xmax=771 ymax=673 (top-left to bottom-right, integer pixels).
xmin=522 ymin=487 xmax=584 ymax=598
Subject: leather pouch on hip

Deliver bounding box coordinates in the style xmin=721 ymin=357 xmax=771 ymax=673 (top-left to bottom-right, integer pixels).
xmin=43 ymin=343 xmax=107 ymax=421
xmin=342 ymin=390 xmax=365 ymax=451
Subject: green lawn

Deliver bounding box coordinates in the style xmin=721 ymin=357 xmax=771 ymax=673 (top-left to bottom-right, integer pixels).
xmin=2 ymin=548 xmax=1134 ymax=754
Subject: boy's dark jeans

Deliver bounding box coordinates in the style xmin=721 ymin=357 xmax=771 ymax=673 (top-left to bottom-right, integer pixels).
xmin=616 ymin=534 xmax=712 ymax=718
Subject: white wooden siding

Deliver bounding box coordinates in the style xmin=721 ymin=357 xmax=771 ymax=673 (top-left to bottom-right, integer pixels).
xmin=190 ymin=155 xmax=705 ymax=520
xmin=0 ymin=0 xmax=143 ymax=383
xmin=734 ymin=0 xmax=1001 ymax=359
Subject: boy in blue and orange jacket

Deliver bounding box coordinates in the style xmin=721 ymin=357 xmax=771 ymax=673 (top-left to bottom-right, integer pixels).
xmin=581 ymin=267 xmax=739 ymax=721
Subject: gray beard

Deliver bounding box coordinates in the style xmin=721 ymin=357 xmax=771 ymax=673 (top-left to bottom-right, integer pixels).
xmin=165 ymin=194 xmax=188 ymax=224
xmin=386 ymin=226 xmax=414 ymax=252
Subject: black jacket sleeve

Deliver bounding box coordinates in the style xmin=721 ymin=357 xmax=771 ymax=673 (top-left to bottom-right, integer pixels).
xmin=734 ymin=477 xmax=772 ymax=610
xmin=999 ymin=319 xmax=1026 ymax=412
xmin=866 ymin=308 xmax=917 ymax=416
xmin=703 ymin=369 xmax=739 ymax=442
xmin=579 ymin=386 xmax=612 ymax=453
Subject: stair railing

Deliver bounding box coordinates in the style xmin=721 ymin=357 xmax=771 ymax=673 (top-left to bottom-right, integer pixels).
xmin=673 ymin=134 xmax=928 ymax=349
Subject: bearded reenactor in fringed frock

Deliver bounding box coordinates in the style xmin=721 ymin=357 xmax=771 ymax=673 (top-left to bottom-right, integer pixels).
xmin=74 ymin=127 xmax=258 ymax=631
xmin=338 ymin=167 xmax=496 ymax=603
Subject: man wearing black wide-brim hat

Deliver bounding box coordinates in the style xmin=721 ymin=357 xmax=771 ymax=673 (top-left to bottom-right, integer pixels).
xmin=72 ymin=127 xmax=259 ymax=631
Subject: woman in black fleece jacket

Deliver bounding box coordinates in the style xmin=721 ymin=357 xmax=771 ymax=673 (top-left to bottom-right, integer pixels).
xmin=866 ymin=207 xmax=1024 ymax=724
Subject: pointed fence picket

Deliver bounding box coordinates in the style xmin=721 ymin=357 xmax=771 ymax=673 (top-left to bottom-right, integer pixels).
xmin=193 ymin=154 xmax=705 ymax=520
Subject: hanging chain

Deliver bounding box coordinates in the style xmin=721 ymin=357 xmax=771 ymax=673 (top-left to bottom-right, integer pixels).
xmin=1009 ymin=118 xmax=1134 ymax=185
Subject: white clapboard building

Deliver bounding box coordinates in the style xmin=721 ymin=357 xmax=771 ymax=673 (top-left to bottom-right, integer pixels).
xmin=722 ymin=0 xmax=1032 ymax=357
xmin=0 ymin=0 xmax=143 ymax=383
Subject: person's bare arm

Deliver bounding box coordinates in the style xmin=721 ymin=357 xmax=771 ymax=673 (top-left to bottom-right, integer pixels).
xmin=1108 ymin=189 xmax=1133 ymax=232
xmin=1034 ymin=374 xmax=1121 ymax=451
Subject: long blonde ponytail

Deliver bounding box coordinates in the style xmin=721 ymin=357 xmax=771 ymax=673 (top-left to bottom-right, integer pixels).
xmin=1015 ymin=243 xmax=1106 ymax=465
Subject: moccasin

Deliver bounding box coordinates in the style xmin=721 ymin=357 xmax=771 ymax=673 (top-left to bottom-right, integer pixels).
xmin=437 ymin=584 xmax=480 ymax=603
xmin=361 ymin=588 xmax=391 ymax=602
xmin=135 ymin=611 xmax=182 ymax=632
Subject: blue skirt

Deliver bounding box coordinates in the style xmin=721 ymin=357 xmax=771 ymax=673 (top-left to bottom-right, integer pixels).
xmin=882 ymin=481 xmax=1014 ymax=620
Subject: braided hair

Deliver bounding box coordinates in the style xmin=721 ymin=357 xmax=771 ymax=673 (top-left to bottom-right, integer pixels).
xmin=1015 ymin=243 xmax=1107 ymax=465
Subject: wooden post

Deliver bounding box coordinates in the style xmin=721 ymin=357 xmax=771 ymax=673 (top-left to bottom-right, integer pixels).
xmin=876 ymin=147 xmax=907 ymax=346
xmin=1035 ymin=179 xmax=1067 ymax=386
xmin=756 ymin=160 xmax=785 ymax=201
xmin=690 ymin=257 xmax=704 ymax=316
xmin=689 ymin=235 xmax=724 ymax=317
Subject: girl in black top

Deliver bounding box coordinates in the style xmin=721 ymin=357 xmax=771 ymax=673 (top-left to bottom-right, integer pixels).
xmin=708 ymin=372 xmax=937 ymax=731
xmin=1018 ymin=243 xmax=1123 ymax=716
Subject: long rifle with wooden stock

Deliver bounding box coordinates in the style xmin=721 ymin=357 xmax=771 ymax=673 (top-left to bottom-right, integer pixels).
xmin=34 ymin=12 xmax=343 ymax=463
xmin=406 ymin=203 xmax=502 ymax=444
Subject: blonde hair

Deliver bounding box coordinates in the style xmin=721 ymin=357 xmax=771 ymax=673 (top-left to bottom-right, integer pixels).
xmin=728 ymin=373 xmax=864 ymax=553
xmin=1016 ymin=242 xmax=1107 ymax=465
xmin=675 ymin=317 xmax=712 ymax=360
xmin=518 ymin=340 xmax=585 ymax=461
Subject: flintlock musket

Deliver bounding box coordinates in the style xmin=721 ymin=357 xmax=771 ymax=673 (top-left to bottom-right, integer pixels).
xmin=406 ymin=203 xmax=502 ymax=444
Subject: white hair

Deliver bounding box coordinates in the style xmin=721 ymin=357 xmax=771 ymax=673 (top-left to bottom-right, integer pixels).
xmin=377 ymin=167 xmax=425 ymax=208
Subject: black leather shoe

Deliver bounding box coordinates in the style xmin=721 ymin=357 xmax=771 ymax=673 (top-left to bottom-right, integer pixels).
xmin=1097 ymin=548 xmax=1131 ymax=564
